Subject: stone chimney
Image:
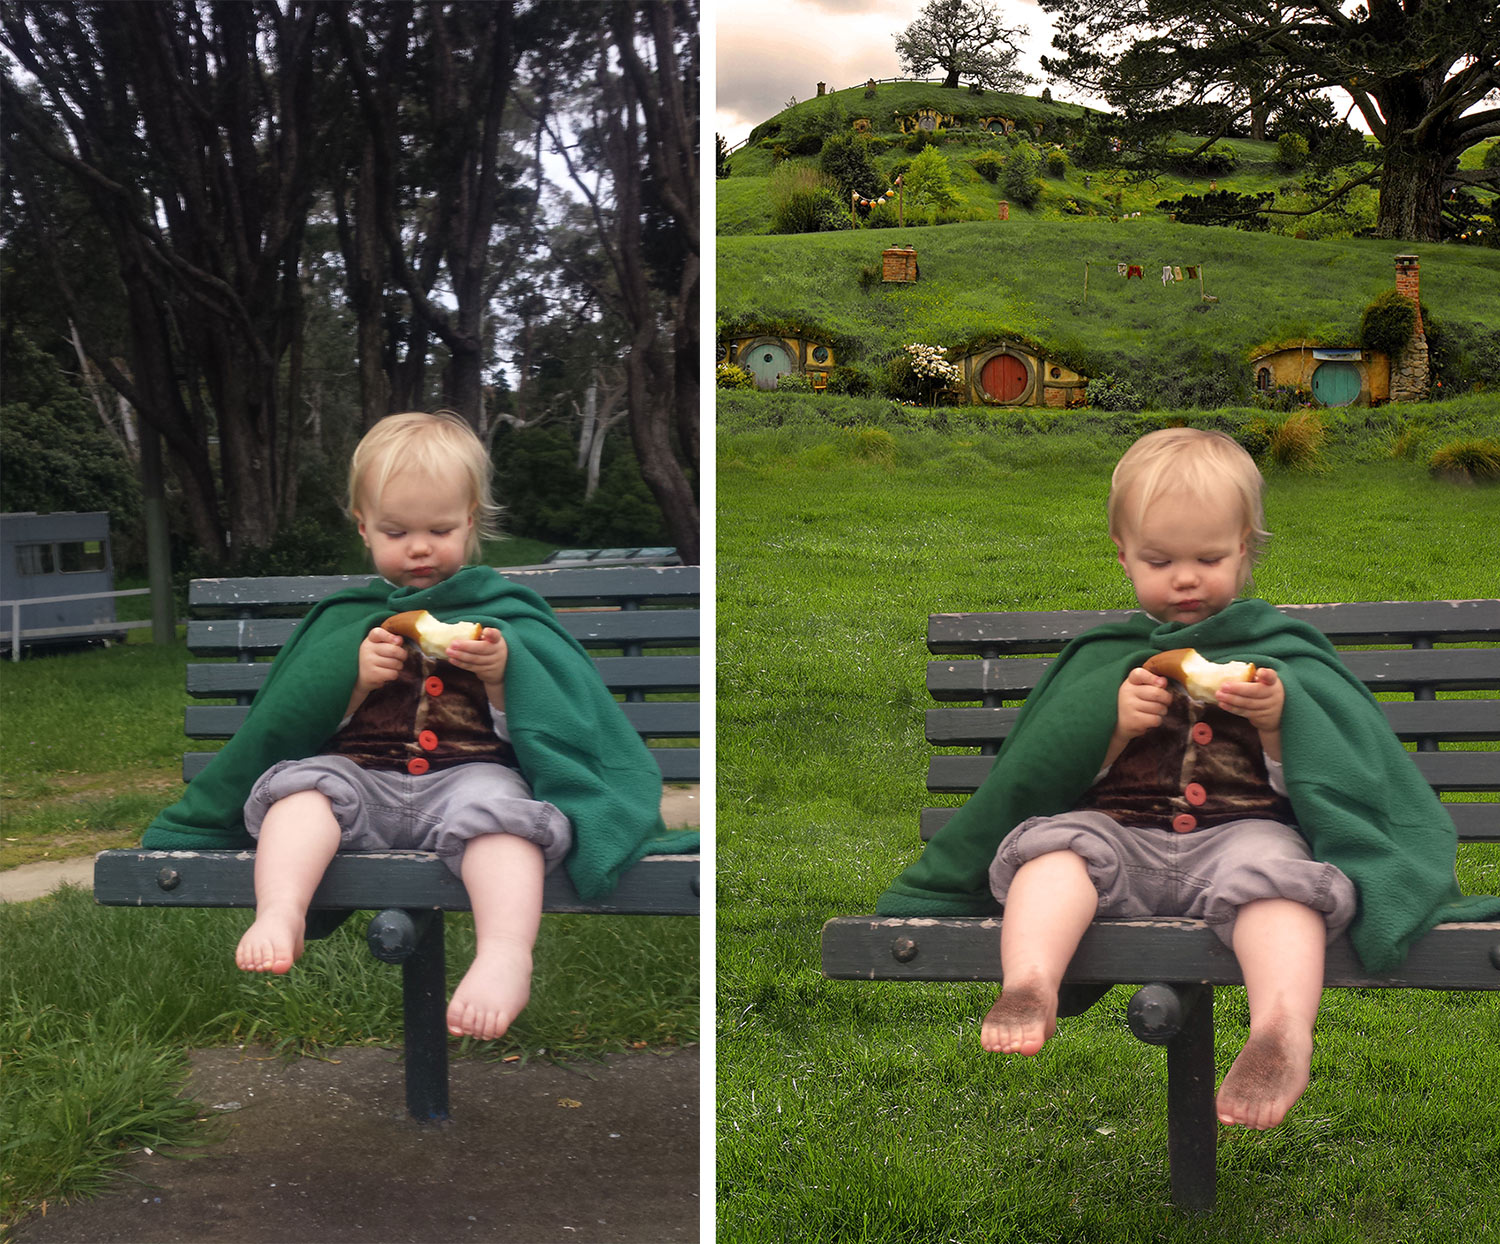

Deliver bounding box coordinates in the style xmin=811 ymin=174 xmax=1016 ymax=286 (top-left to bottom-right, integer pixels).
xmin=1390 ymin=254 xmax=1430 ymax=403
xmin=1394 ymin=254 xmax=1423 ymax=336
xmin=817 ymin=81 xmax=826 ymax=97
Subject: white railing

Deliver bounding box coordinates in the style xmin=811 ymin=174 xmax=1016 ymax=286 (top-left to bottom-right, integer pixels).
xmin=1 ymin=587 xmax=154 ymax=660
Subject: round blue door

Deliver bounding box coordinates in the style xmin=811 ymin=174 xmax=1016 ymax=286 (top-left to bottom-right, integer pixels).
xmin=746 ymin=342 xmax=792 ymax=390
xmin=1311 ymin=361 xmax=1361 ymax=407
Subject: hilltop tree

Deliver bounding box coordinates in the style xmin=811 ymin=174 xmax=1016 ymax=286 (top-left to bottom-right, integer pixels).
xmin=1040 ymin=0 xmax=1500 ymax=241
xmin=894 ymin=0 xmax=1034 ymax=93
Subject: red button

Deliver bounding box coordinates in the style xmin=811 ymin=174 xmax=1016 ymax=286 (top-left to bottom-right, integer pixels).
xmin=1172 ymin=813 xmax=1198 ymax=833
xmin=418 ymin=730 xmax=438 ymax=751
xmin=1184 ymin=782 xmax=1207 ymax=806
xmin=406 ymin=756 xmax=430 ymax=775
xmin=424 ymin=676 xmax=444 ymax=697
xmin=1191 ymin=722 xmax=1214 ymax=745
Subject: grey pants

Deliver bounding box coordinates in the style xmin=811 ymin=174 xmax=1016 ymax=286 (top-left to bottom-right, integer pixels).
xmin=245 ymin=755 xmax=572 ymax=878
xmin=988 ymin=810 xmax=1357 ymax=947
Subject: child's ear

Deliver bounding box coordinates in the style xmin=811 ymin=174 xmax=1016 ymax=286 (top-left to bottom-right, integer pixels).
xmin=1112 ymin=536 xmax=1127 ymax=568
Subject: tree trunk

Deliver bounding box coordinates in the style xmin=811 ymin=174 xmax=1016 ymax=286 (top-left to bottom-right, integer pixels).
xmin=1374 ymin=139 xmax=1449 ymax=241
xmin=942 ymin=66 xmax=961 ymax=89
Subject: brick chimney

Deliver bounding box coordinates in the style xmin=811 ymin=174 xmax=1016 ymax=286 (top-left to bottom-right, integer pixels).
xmin=1389 ymin=253 xmax=1430 ymax=402
xmin=1394 ymin=254 xmax=1423 ymax=336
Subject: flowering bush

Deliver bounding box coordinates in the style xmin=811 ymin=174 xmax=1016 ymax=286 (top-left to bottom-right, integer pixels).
xmin=904 ymin=342 xmax=961 ymax=385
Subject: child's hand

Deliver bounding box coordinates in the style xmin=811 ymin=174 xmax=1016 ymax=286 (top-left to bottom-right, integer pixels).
xmin=1216 ymin=667 xmax=1284 ymax=735
xmin=357 ymin=626 xmax=407 ymax=695
xmin=446 ymin=627 xmax=508 ymax=706
xmin=1117 ymin=666 xmax=1172 ymax=740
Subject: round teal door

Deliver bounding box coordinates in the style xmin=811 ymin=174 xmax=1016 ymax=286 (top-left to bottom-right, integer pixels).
xmin=746 ymin=342 xmax=792 ymax=390
xmin=1311 ymin=361 xmax=1361 ymax=407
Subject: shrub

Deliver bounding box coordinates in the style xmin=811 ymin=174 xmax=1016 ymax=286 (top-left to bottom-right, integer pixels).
xmin=903 ymin=145 xmax=960 ymax=209
xmin=1359 ymin=289 xmax=1418 ymax=357
xmin=907 ymin=127 xmax=940 ymax=153
xmin=1429 ymin=438 xmax=1500 ymax=483
xmin=819 ymin=131 xmax=883 ymax=204
xmin=768 ymin=163 xmax=844 ymax=234
xmin=1045 ymin=149 xmax=1067 ymax=179
xmin=1249 ymin=410 xmax=1325 ymax=468
xmin=970 ymin=150 xmax=1006 ymax=183
xmin=847 ymin=426 xmax=897 ymax=464
xmin=1086 ymin=374 xmax=1147 ymax=411
xmin=774 ymin=371 xmax=813 ymax=393
xmin=716 ymin=362 xmax=755 ymax=390
xmin=1164 ymin=143 xmax=1239 ymax=174
xmin=1004 ymin=143 xmax=1043 ymax=208
xmin=825 ymin=365 xmax=871 ymax=396
xmin=1276 ymin=132 xmax=1310 ymax=170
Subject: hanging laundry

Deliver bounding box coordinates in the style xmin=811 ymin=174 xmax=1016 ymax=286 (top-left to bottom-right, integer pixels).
xmin=1173 ymin=267 xmax=1184 ymax=281
xmin=1126 ymin=265 xmax=1144 ymax=279
xmin=1161 ymin=265 xmax=1175 ymax=285
xmin=1184 ymin=265 xmax=1200 ymax=279
xmin=1117 ymin=262 xmax=1128 ymax=276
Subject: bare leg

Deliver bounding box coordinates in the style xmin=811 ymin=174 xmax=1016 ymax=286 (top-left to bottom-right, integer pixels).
xmin=981 ymin=850 xmax=1098 ymax=1055
xmin=446 ymin=833 xmax=545 ymax=1040
xmin=1217 ymin=898 xmax=1325 ymax=1129
xmin=235 ymin=789 xmax=342 ymax=974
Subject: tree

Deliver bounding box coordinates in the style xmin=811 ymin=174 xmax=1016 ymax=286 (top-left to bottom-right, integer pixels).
xmin=894 ymin=0 xmax=1034 ymax=93
xmin=1040 ymin=0 xmax=1500 ymax=241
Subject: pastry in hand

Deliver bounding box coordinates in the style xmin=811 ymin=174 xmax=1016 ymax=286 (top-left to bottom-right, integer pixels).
xmin=1143 ymin=647 xmax=1256 ymax=704
xmin=382 ymin=610 xmax=482 ymax=660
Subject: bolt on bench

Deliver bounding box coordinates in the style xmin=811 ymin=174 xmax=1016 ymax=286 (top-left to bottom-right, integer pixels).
xmin=820 ymin=598 xmax=1500 ymax=1209
xmin=96 ymin=563 xmax=699 ymax=1122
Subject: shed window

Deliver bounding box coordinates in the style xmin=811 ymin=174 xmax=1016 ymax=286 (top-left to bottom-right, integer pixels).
xmin=59 ymin=540 xmax=106 ymax=573
xmin=16 ymin=543 xmax=56 ymax=576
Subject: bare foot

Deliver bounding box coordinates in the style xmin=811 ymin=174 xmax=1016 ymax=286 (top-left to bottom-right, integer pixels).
xmin=446 ymin=937 xmax=534 ymax=1040
xmin=235 ymin=908 xmax=305 ymax=975
xmin=980 ymin=981 xmax=1058 ymax=1055
xmin=1217 ymin=1022 xmax=1312 ymax=1129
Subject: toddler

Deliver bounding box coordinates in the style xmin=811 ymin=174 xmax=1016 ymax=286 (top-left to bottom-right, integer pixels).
xmin=145 ymin=411 xmax=675 ymax=1043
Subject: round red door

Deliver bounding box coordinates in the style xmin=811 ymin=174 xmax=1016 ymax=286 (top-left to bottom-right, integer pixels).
xmin=979 ymin=353 xmax=1028 ymax=402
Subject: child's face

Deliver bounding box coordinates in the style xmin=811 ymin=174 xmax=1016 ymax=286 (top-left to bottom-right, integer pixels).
xmin=1113 ymin=489 xmax=1249 ymax=626
xmin=355 ymin=470 xmax=474 ymax=589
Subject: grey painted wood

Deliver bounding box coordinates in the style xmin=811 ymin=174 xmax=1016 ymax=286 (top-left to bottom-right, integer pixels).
xmin=95 ymin=850 xmax=700 ymax=916
xmin=820 ymin=916 xmax=1500 ymax=989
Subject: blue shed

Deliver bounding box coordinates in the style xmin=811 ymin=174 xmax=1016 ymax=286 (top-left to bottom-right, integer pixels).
xmin=0 ymin=512 xmax=133 ymax=655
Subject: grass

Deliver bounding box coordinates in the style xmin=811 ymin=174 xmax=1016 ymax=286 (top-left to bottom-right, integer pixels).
xmin=715 ymin=414 xmax=1500 ymax=1242
xmin=717 ymin=216 xmax=1500 ymax=403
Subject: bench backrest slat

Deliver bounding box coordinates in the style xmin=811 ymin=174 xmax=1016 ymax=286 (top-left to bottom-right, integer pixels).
xmin=180 ymin=566 xmax=700 ymax=787
xmin=923 ymin=599 xmax=1499 ymax=846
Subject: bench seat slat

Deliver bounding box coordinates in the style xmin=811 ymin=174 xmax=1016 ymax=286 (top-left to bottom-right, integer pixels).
xmin=927 ymin=599 xmax=1500 ymax=654
xmin=820 ymin=915 xmax=1500 ymax=990
xmin=95 ymin=850 xmax=699 ymax=916
xmin=189 ymin=565 xmax=699 ymax=609
xmin=927 ymin=750 xmax=1500 ymax=794
xmin=928 ymin=647 xmax=1500 ymax=700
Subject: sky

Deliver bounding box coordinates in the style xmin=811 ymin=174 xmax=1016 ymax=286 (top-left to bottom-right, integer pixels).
xmin=713 ymin=0 xmax=1077 ymax=150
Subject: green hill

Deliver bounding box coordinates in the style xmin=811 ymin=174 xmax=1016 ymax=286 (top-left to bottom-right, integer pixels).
xmin=716 ymin=83 xmax=1500 ymax=406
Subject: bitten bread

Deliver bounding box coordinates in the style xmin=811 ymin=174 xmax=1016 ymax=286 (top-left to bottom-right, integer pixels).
xmin=1143 ymin=647 xmax=1256 ymax=704
xmin=383 ymin=610 xmax=482 ymax=659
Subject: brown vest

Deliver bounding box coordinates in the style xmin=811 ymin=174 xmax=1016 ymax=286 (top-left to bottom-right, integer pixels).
xmin=326 ymin=646 xmax=517 ymax=775
xmin=1078 ymin=690 xmax=1292 ymax=833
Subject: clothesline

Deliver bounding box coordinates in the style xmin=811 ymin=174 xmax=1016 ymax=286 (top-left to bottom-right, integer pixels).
xmin=1082 ymin=261 xmax=1213 ymax=304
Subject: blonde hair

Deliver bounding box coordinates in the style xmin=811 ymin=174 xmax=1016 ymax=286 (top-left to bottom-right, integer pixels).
xmin=1108 ymin=427 xmax=1270 ymax=566
xmin=347 ymin=411 xmax=503 ymax=561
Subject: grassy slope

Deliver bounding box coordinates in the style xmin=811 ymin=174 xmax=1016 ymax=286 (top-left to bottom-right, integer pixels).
xmin=716 ymin=427 xmax=1500 ymax=1242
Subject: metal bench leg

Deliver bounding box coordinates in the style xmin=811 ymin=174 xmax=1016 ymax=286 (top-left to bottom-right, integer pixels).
xmin=1165 ymin=985 xmax=1216 ymax=1210
xmin=367 ymin=908 xmax=451 ymax=1123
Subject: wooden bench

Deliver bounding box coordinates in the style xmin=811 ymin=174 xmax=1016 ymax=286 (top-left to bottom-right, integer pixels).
xmin=821 ymin=598 xmax=1500 ymax=1210
xmin=96 ymin=564 xmax=699 ymax=1122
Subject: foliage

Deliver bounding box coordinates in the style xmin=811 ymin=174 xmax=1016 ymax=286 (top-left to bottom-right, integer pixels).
xmin=1158 ymin=189 xmax=1274 ymax=230
xmin=819 ymin=132 xmax=884 ymax=204
xmin=1359 ymin=289 xmax=1418 ymax=357
xmin=903 ymin=145 xmax=963 ymax=210
xmin=1045 ymin=148 xmax=1068 ymax=179
xmin=768 ymin=163 xmax=847 ymax=234
xmin=970 ymin=149 xmax=1007 ymax=183
xmin=1164 ymin=143 xmax=1239 ymax=175
xmin=903 ymin=342 xmax=963 ymax=405
xmin=1004 ymin=143 xmax=1043 ymax=207
xmin=1243 ymin=410 xmax=1327 ymax=468
xmin=0 ymin=332 xmax=142 ymax=551
xmin=1429 ymin=437 xmax=1500 ymax=482
xmin=1085 ymin=373 xmax=1147 ymax=411
xmin=717 ymin=362 xmax=755 ymax=390
xmin=1427 ymin=316 xmax=1500 ymax=396
xmin=894 ymin=0 xmax=1035 ymax=92
xmin=1276 ymin=132 xmax=1310 ymax=171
